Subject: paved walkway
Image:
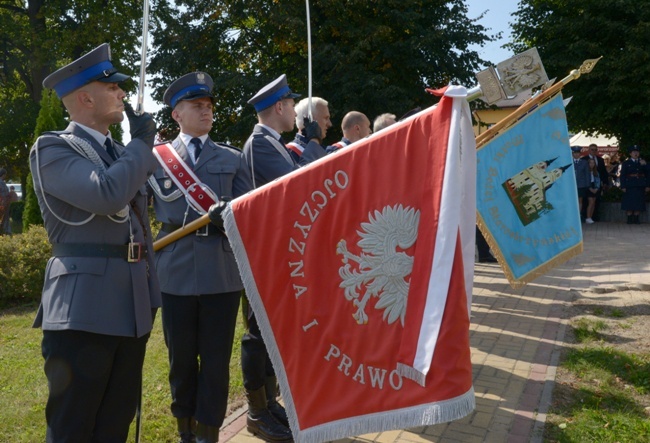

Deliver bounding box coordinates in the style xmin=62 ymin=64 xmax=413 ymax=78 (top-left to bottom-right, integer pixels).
xmin=221 ymin=221 xmax=650 ymax=443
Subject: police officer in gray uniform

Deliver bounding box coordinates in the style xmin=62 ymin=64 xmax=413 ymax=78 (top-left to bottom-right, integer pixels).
xmin=150 ymin=72 xmax=253 ymax=443
xmin=240 ymin=74 xmax=322 ymax=442
xmin=31 ymin=43 xmax=161 ymax=442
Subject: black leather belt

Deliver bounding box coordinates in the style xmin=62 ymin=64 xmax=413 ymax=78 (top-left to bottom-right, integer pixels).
xmin=161 ymin=223 xmax=224 ymax=237
xmin=52 ymin=243 xmax=147 ymax=262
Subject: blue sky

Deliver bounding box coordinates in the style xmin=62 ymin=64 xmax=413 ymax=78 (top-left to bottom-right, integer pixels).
xmin=465 ymin=0 xmax=520 ymax=66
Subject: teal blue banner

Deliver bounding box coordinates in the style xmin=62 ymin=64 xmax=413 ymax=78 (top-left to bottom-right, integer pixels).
xmin=476 ymin=93 xmax=583 ymax=287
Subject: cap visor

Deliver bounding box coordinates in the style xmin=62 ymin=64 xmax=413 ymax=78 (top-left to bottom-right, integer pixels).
xmin=180 ymin=91 xmax=215 ymax=102
xmin=97 ymin=72 xmax=130 ymax=84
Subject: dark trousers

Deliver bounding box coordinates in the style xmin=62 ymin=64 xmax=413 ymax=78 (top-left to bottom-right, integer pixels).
xmin=42 ymin=329 xmax=149 ymax=443
xmin=161 ymin=291 xmax=240 ymax=427
xmin=241 ymin=308 xmax=275 ymax=391
xmin=476 ymin=227 xmax=491 ymax=259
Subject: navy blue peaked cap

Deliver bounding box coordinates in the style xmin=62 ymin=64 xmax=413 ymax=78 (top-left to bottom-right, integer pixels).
xmin=248 ymin=74 xmax=300 ymax=112
xmin=628 ymin=145 xmax=640 ymax=152
xmin=570 ymin=146 xmax=582 ymax=152
xmin=43 ymin=43 xmax=129 ymax=98
xmin=164 ymin=72 xmax=214 ymax=109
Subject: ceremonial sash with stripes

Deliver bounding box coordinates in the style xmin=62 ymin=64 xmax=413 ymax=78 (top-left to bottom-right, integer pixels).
xmin=286 ymin=142 xmax=304 ymax=157
xmin=329 ymin=140 xmax=349 ymax=151
xmin=153 ymin=143 xmax=217 ymax=214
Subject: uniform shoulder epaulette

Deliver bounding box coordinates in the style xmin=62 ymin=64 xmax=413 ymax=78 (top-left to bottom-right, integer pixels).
xmin=217 ymin=142 xmax=242 ymax=152
xmin=41 ymin=130 xmax=71 ymax=137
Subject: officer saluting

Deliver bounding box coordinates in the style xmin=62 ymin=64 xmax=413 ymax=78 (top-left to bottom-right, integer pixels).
xmin=150 ymin=72 xmax=253 ymax=443
xmin=30 ymin=43 xmax=161 ymax=442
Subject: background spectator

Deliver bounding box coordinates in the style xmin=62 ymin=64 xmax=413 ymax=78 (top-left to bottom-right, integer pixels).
xmin=619 ymin=145 xmax=650 ymax=224
xmin=585 ymin=157 xmax=601 ymax=224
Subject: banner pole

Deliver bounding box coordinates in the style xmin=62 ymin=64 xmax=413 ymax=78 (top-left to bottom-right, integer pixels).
xmin=305 ymin=0 xmax=313 ymax=120
xmin=152 ymin=214 xmax=211 ymax=252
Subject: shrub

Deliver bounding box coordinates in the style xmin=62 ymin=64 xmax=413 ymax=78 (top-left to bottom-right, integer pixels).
xmin=601 ymin=186 xmax=623 ymax=202
xmin=0 ymin=225 xmax=51 ymax=307
xmin=22 ymin=172 xmax=44 ymax=230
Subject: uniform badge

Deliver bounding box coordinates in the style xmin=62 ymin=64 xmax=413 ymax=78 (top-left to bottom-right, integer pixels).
xmin=197 ymin=72 xmax=206 ymax=84
xmin=164 ymin=179 xmax=173 ymax=189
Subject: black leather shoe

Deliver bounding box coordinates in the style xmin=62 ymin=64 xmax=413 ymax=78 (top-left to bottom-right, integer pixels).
xmin=479 ymin=256 xmax=498 ymax=263
xmin=247 ymin=410 xmax=293 ymax=442
xmin=246 ymin=387 xmax=293 ymax=442
xmin=268 ymin=401 xmax=289 ymax=428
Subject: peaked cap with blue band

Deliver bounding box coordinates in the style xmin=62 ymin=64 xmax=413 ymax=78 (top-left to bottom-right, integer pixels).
xmin=163 ymin=72 xmax=214 ymax=109
xmin=43 ymin=43 xmax=130 ymax=98
xmin=248 ymin=74 xmax=301 ymax=112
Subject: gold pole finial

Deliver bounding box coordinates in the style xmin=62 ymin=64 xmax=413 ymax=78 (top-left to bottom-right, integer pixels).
xmin=562 ymin=56 xmax=603 ymax=85
xmin=579 ymin=56 xmax=603 ymax=75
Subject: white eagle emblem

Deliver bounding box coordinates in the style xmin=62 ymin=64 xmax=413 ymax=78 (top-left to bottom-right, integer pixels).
xmin=336 ymin=204 xmax=420 ymax=327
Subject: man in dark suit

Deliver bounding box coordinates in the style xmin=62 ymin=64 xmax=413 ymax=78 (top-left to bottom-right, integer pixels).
xmin=150 ymin=72 xmax=253 ymax=443
xmin=240 ymin=74 xmax=326 ymax=442
xmin=581 ymin=143 xmax=609 ymax=220
xmin=30 ymin=43 xmax=161 ymax=442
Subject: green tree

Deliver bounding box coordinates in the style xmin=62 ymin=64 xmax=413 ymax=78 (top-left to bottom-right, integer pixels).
xmin=509 ymin=0 xmax=650 ymax=153
xmin=23 ymin=88 xmax=67 ymax=230
xmin=0 ymin=0 xmax=157 ymax=184
xmin=149 ymin=0 xmax=496 ymax=146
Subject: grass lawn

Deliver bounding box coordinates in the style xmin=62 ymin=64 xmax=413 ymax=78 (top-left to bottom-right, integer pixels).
xmin=0 ymin=302 xmax=247 ymax=442
xmin=543 ymin=295 xmax=650 ymax=442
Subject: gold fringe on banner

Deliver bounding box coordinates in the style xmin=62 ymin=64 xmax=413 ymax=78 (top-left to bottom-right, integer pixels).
xmin=476 ymin=213 xmax=583 ymax=289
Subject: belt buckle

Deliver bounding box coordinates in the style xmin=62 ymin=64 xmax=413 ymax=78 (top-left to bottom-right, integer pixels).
xmin=128 ymin=242 xmax=142 ymax=262
xmin=196 ymin=225 xmax=209 ymax=237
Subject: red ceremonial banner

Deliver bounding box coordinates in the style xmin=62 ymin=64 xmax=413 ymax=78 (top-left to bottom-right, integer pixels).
xmin=224 ymin=86 xmax=477 ymax=442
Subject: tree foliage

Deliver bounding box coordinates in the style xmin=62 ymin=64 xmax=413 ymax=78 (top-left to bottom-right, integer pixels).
xmin=149 ymin=0 xmax=496 ymax=146
xmin=509 ymin=0 xmax=650 ymax=153
xmin=0 ymin=0 xmax=152 ymax=183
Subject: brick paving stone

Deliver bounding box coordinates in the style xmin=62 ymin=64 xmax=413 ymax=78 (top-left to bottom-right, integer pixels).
xmin=395 ymin=432 xmax=434 ymax=443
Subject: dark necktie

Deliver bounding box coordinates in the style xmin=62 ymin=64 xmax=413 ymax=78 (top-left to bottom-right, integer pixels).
xmin=105 ymin=138 xmax=118 ymax=161
xmin=190 ymin=137 xmax=202 ymax=163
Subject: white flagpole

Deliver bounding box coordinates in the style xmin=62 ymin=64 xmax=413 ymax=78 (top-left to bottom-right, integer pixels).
xmin=305 ymin=0 xmax=313 ymax=120
xmin=135 ymin=0 xmax=150 ymax=115
xmin=134 ymin=3 xmax=150 ymax=439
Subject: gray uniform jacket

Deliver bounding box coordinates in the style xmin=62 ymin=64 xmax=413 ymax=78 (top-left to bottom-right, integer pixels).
xmin=242 ymin=124 xmax=300 ymax=188
xmin=242 ymin=124 xmax=324 ymax=187
xmin=150 ymin=136 xmax=253 ymax=296
xmin=30 ymin=122 xmax=161 ymax=338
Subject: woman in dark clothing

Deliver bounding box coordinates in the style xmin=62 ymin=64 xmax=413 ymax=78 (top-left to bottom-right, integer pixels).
xmin=620 ymin=145 xmax=650 ymax=224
